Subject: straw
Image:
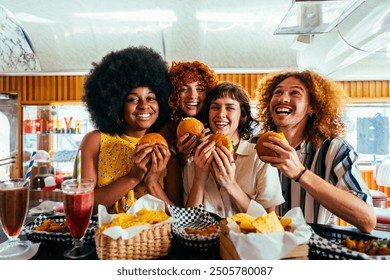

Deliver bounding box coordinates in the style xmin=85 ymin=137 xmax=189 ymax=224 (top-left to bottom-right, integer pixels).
xmin=24 ymin=151 xmax=36 ymax=187
xmin=77 ymin=150 xmax=81 ymax=185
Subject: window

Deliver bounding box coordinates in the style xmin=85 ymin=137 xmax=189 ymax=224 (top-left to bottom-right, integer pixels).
xmin=344 ymin=102 xmax=390 ymax=166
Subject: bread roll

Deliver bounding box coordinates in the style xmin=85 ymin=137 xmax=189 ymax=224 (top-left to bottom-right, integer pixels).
xmin=176 ymin=117 xmax=205 ymax=139
xmin=209 ymin=133 xmax=234 ymax=154
xmin=139 ymin=133 xmax=168 ymax=147
xmin=255 ymin=131 xmax=287 ymax=157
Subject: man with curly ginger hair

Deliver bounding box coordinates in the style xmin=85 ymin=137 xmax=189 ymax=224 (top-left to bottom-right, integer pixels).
xmin=79 ymin=46 xmax=181 ymax=213
xmin=255 ymin=70 xmax=376 ymax=233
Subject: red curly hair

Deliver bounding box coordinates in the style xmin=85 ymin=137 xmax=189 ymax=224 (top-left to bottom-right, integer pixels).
xmin=168 ymin=61 xmax=218 ymax=132
xmin=256 ymin=70 xmax=347 ymax=148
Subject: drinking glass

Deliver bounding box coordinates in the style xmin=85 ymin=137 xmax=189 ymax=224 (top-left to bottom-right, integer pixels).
xmin=0 ymin=178 xmax=32 ymax=258
xmin=61 ymin=178 xmax=94 ymax=259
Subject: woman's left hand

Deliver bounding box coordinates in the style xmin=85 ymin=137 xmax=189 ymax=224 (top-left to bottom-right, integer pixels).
xmin=210 ymin=146 xmax=236 ymax=190
xmin=143 ymin=144 xmax=171 ymax=186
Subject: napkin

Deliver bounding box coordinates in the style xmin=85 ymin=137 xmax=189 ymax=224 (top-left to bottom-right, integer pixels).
xmin=29 ymin=200 xmax=63 ymax=215
xmin=98 ymin=194 xmax=175 ymax=240
xmin=226 ymin=205 xmax=312 ymax=260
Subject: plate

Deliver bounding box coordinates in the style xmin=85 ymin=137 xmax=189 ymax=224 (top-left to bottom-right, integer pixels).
xmin=25 ymin=215 xmax=97 ymax=246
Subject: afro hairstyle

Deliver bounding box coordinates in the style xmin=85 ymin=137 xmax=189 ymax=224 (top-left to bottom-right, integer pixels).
xmin=82 ymin=45 xmax=171 ymax=135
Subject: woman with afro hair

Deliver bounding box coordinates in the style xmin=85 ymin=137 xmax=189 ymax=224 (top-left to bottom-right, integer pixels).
xmin=255 ymin=70 xmax=375 ymax=232
xmin=79 ymin=45 xmax=181 ymax=213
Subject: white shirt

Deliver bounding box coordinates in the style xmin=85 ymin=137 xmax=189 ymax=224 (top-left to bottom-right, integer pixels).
xmin=183 ymin=139 xmax=285 ymax=218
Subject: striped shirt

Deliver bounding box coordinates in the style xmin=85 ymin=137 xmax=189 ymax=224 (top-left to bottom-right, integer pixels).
xmin=277 ymin=137 xmax=373 ymax=225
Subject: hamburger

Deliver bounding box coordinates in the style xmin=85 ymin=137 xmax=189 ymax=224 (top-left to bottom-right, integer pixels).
xmin=139 ymin=133 xmax=168 ymax=147
xmin=255 ymin=131 xmax=287 ymax=157
xmin=209 ymin=133 xmax=234 ymax=154
xmin=176 ymin=117 xmax=205 ymax=139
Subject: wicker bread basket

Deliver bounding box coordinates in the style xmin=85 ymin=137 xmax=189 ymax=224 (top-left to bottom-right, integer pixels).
xmin=94 ymin=223 xmax=172 ymax=260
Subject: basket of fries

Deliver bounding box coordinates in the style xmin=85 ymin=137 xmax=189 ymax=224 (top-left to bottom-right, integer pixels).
xmin=25 ymin=214 xmax=97 ymax=246
xmin=94 ymin=195 xmax=175 ymax=260
xmin=95 ymin=223 xmax=172 ymax=260
xmin=167 ymin=204 xmax=221 ymax=255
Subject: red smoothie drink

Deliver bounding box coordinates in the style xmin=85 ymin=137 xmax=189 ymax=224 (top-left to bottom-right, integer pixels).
xmin=63 ymin=191 xmax=93 ymax=239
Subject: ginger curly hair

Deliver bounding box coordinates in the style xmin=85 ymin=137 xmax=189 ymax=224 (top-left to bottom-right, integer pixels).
xmin=168 ymin=60 xmax=218 ymax=133
xmin=256 ymin=70 xmax=347 ymax=148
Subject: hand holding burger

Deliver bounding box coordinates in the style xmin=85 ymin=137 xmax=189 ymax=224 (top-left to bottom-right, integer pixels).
xmin=176 ymin=117 xmax=206 ymax=139
xmin=255 ymin=131 xmax=287 ymax=157
xmin=176 ymin=117 xmax=207 ymax=160
xmin=208 ymin=133 xmax=234 ymax=154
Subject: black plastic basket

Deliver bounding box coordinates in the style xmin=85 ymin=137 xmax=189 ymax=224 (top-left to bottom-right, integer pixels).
xmin=170 ymin=233 xmax=220 ymax=260
xmin=308 ymin=223 xmax=389 ymax=260
xmin=167 ymin=204 xmax=221 ymax=258
xmin=25 ymin=215 xmax=97 ymax=247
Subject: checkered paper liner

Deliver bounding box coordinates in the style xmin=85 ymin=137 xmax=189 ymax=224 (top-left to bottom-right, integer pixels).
xmin=308 ymin=226 xmax=389 ymax=260
xmin=167 ymin=204 xmax=220 ymax=241
xmin=24 ymin=214 xmax=97 ymax=246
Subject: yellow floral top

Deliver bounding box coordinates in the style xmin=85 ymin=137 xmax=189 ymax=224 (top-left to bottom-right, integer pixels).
xmin=97 ymin=133 xmax=165 ymax=213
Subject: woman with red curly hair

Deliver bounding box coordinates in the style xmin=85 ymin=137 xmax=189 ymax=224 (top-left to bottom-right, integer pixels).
xmin=158 ymin=61 xmax=218 ymax=207
xmin=256 ymin=70 xmax=376 ymax=233
xmin=159 ymin=61 xmax=218 ymax=159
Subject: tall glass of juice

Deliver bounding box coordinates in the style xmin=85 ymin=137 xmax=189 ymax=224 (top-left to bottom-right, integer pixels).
xmin=0 ymin=178 xmax=32 ymax=258
xmin=61 ymin=178 xmax=94 ymax=259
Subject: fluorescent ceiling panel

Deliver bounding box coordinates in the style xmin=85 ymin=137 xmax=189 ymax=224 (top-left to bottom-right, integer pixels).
xmin=274 ymin=0 xmax=365 ymax=34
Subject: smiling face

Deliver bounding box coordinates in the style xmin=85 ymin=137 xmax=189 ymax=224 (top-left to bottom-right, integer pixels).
xmin=176 ymin=81 xmax=207 ymax=117
xmin=122 ymin=86 xmax=159 ymax=138
xmin=269 ymin=76 xmax=313 ymax=132
xmin=209 ymin=95 xmax=241 ymax=145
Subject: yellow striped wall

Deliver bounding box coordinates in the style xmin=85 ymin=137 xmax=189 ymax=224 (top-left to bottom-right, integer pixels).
xmin=1 ymin=74 xmax=390 ymax=103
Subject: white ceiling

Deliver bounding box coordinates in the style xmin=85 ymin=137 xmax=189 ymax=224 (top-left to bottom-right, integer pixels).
xmin=0 ymin=0 xmax=389 ymax=81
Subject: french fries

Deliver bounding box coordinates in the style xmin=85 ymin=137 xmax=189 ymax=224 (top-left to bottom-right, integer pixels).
xmin=184 ymin=224 xmax=219 ymax=236
xmin=33 ymin=219 xmax=69 ymax=233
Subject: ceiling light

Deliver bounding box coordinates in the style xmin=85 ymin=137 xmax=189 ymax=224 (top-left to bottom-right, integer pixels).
xmin=274 ymin=0 xmax=365 ymax=35
xmin=74 ymin=10 xmax=177 ymax=22
xmin=196 ymin=12 xmax=260 ymax=23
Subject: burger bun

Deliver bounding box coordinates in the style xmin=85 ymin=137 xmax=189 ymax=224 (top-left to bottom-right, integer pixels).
xmin=255 ymin=131 xmax=287 ymax=157
xmin=209 ymin=133 xmax=234 ymax=154
xmin=139 ymin=133 xmax=168 ymax=147
xmin=177 ymin=117 xmax=205 ymax=139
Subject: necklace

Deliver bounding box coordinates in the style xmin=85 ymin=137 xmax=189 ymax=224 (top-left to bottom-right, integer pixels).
xmin=233 ymin=140 xmax=240 ymax=152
